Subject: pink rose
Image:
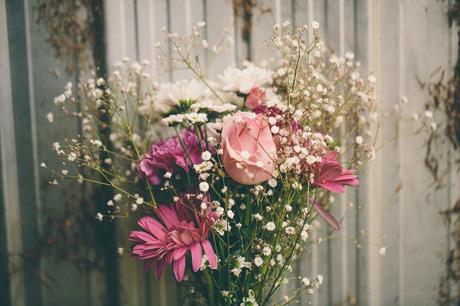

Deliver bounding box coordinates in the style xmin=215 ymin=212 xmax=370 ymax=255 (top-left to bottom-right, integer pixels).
xmin=221 ymin=112 xmax=277 ymax=184
xmin=245 ymin=87 xmax=266 ymax=109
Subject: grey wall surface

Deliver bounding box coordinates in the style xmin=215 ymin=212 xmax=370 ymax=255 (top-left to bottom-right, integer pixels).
xmin=1 ymin=0 xmax=459 ymax=306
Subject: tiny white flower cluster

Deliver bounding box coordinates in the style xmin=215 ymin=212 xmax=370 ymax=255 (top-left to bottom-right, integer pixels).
xmin=231 ymin=256 xmax=252 ymax=276
xmin=191 ymin=100 xmax=237 ymax=113
xmin=162 ymin=112 xmax=208 ymax=125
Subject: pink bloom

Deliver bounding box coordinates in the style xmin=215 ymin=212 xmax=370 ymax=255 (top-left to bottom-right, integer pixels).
xmin=245 ymin=87 xmax=266 ymax=109
xmin=129 ymin=200 xmax=218 ymax=281
xmin=221 ymin=112 xmax=277 ymax=185
xmin=139 ymin=130 xmax=204 ymax=185
xmin=314 ymin=152 xmax=359 ymax=193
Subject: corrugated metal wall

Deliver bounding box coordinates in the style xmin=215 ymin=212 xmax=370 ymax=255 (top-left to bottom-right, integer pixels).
xmin=1 ymin=0 xmax=459 ymax=305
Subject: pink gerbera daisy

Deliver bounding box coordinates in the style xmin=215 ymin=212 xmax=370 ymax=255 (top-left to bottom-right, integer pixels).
xmin=129 ymin=199 xmax=218 ymax=281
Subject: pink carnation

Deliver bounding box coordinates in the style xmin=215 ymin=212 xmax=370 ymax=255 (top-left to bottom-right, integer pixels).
xmin=139 ymin=130 xmax=204 ymax=185
xmin=129 ymin=198 xmax=218 ymax=281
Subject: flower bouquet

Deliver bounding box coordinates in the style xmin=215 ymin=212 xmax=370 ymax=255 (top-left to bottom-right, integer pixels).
xmin=48 ymin=22 xmax=376 ymax=305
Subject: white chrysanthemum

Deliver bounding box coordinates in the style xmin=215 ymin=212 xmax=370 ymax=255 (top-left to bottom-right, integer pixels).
xmin=152 ymin=79 xmax=210 ymax=114
xmin=218 ymin=62 xmax=273 ymax=94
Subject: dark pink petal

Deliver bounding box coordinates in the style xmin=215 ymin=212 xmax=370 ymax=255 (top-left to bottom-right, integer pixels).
xmin=313 ymin=201 xmax=341 ymax=231
xmin=319 ymin=181 xmax=345 ymax=193
xmin=129 ymin=231 xmax=156 ymax=243
xmin=138 ymin=216 xmax=167 ymax=239
xmin=190 ymin=243 xmax=202 ymax=272
xmin=319 ymin=163 xmax=342 ymax=181
xmin=335 ymin=171 xmax=359 ymax=187
xmin=147 ymin=173 xmax=162 ymax=185
xmin=173 ymin=247 xmax=188 ymax=261
xmin=201 ymin=240 xmax=218 ymax=269
xmin=143 ymin=260 xmax=154 ymax=273
xmin=156 ymin=205 xmax=180 ymax=228
xmin=180 ymin=230 xmax=194 ymax=245
xmin=166 ymin=252 xmax=174 ymax=264
xmin=175 ymin=203 xmax=194 ymax=223
xmin=173 ymin=256 xmax=186 ymax=281
xmin=154 ymin=261 xmax=166 ymax=279
xmin=133 ymin=245 xmax=156 ymax=259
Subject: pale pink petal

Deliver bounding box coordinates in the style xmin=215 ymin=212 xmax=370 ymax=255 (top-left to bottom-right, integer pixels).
xmin=154 ymin=261 xmax=166 ymax=279
xmin=143 ymin=260 xmax=155 ymax=273
xmin=173 ymin=247 xmax=188 ymax=260
xmin=190 ymin=243 xmax=202 ymax=272
xmin=201 ymin=240 xmax=217 ymax=269
xmin=156 ymin=205 xmax=180 ymax=228
xmin=173 ymin=256 xmax=186 ymax=281
xmin=320 ymin=163 xmax=342 ymax=181
xmin=180 ymin=230 xmax=194 ymax=245
xmin=319 ymin=181 xmax=345 ymax=193
xmin=138 ymin=216 xmax=167 ymax=239
xmin=129 ymin=231 xmax=156 ymax=243
xmin=313 ymin=201 xmax=341 ymax=231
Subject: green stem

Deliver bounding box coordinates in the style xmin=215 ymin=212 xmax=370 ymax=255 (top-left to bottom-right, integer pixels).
xmin=203 ymin=269 xmax=217 ymax=305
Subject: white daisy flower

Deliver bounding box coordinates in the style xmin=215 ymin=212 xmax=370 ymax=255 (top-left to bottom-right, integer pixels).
xmin=141 ymin=79 xmax=210 ymax=115
xmin=218 ymin=62 xmax=273 ymax=94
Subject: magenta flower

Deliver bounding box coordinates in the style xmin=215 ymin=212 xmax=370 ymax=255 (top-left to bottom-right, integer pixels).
xmin=139 ymin=130 xmax=203 ymax=185
xmin=314 ymin=152 xmax=359 ymax=193
xmin=129 ymin=200 xmax=218 ymax=281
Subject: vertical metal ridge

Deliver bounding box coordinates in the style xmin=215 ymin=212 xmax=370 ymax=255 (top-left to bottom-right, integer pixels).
xmin=308 ymin=0 xmax=313 ymax=24
xmin=338 ymin=2 xmax=348 ymax=304
xmin=134 ymin=0 xmax=140 ymax=61
xmin=149 ymin=0 xmax=157 ymax=74
xmin=309 ymin=2 xmax=318 ymax=303
xmin=231 ymin=0 xmax=239 ymax=65
xmin=367 ymin=0 xmax=383 ymax=305
xmin=311 ymin=227 xmax=319 ymax=306
xmin=166 ymin=0 xmax=173 ymax=81
xmin=291 ymin=0 xmax=296 ymax=27
xmin=397 ymin=2 xmax=405 ymax=305
xmin=446 ymin=0 xmax=456 ymax=301
xmin=23 ymin=0 xmax=44 ymax=304
xmin=202 ymin=0 xmax=209 ymax=73
xmin=353 ymin=1 xmax=361 ymax=301
xmin=0 ymin=1 xmax=24 ymax=305
xmin=275 ymin=0 xmax=281 ymax=24
xmin=120 ymin=0 xmax=127 ymax=57
xmin=185 ymin=0 xmax=192 ymax=35
xmin=4 ymin=0 xmax=42 ymax=304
